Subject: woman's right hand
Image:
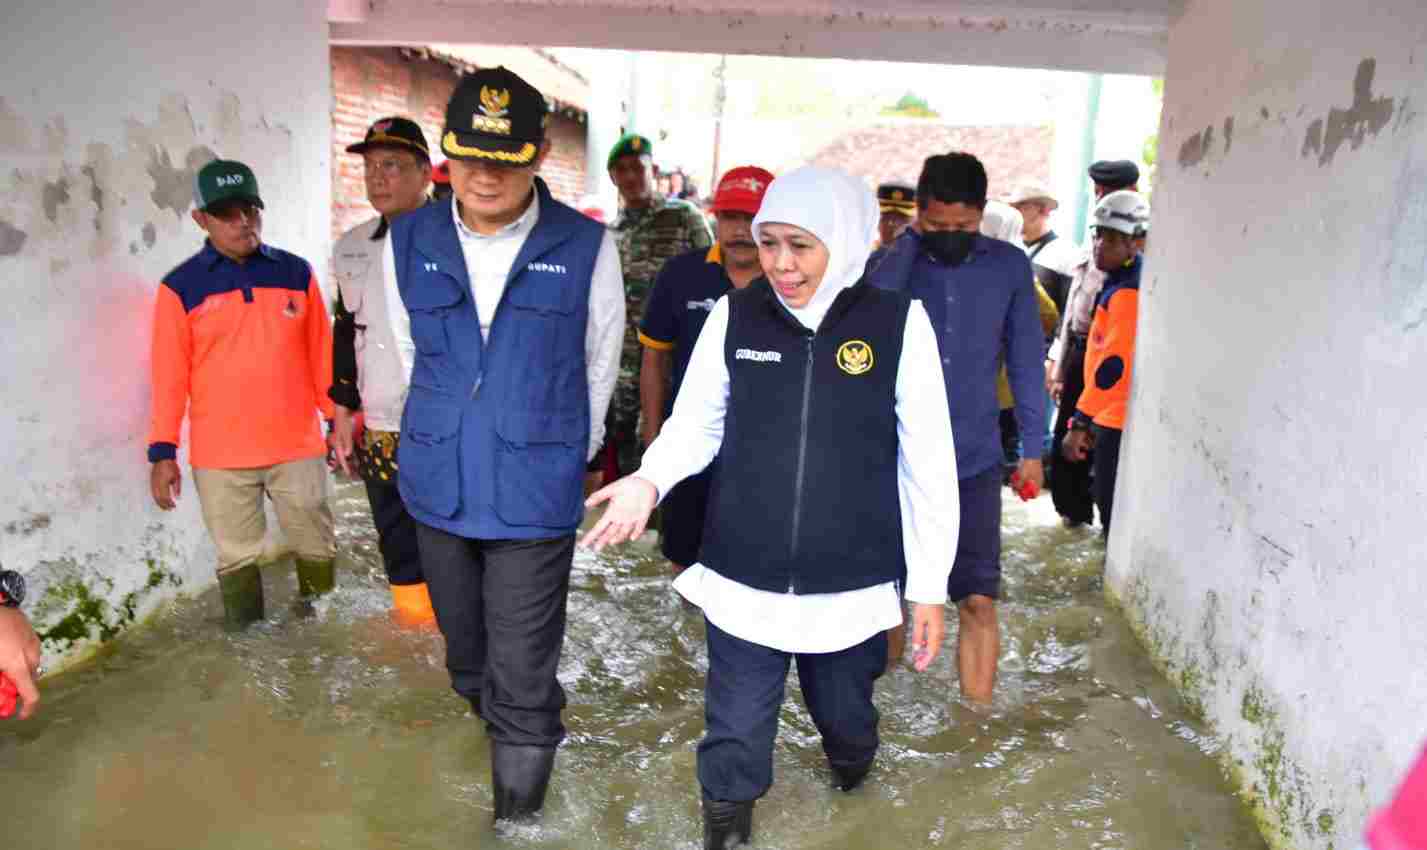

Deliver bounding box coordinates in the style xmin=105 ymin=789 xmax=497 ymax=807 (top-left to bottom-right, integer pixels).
xmin=580 ymin=476 xmax=658 ymax=551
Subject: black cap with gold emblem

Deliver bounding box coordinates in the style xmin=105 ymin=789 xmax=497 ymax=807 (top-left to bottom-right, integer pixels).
xmin=877 ymin=182 xmax=916 ymax=215
xmin=346 ymin=116 xmax=431 ymax=159
xmin=442 ymin=66 xmax=547 ymax=166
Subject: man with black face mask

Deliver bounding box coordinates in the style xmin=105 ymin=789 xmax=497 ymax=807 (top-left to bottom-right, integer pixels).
xmin=864 ymin=152 xmax=1045 ymax=706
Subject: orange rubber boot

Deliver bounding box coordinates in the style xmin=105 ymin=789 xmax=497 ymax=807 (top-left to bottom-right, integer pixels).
xmin=391 ymin=582 xmax=436 ymax=625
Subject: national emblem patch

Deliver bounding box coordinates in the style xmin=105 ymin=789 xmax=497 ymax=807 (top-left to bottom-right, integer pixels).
xmin=836 ymin=339 xmax=873 ymax=375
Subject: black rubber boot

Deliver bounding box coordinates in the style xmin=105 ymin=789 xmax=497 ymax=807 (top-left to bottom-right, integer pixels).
xmin=830 ymin=756 xmax=874 ymax=792
xmin=491 ymin=743 xmax=556 ymax=823
xmin=218 ymin=562 xmax=264 ymax=628
xmin=295 ymin=557 xmax=336 ymax=597
xmin=702 ymin=795 xmax=753 ymax=849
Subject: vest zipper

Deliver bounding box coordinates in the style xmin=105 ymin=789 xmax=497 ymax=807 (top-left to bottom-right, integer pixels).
xmin=787 ymin=333 xmax=815 ymax=593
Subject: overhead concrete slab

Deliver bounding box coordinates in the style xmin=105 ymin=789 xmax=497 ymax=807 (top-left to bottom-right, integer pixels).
xmin=330 ymin=0 xmax=1169 ymax=75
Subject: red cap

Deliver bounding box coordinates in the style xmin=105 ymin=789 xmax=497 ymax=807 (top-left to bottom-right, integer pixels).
xmin=432 ymin=161 xmax=450 ymax=185
xmin=711 ymin=166 xmax=774 ymax=216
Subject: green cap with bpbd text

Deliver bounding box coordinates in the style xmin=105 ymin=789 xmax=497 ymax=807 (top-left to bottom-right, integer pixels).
xmin=193 ymin=159 xmax=264 ymax=212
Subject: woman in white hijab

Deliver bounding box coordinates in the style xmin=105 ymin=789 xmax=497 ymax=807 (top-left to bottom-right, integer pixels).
xmin=583 ymin=166 xmax=958 ymax=849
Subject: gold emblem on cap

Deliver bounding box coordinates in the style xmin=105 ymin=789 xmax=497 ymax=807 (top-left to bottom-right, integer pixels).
xmin=631 ymin=137 xmax=642 ymax=151
xmin=479 ymin=86 xmax=511 ymax=117
xmin=836 ymin=340 xmax=873 ymax=376
xmin=892 ymin=190 xmax=904 ymax=201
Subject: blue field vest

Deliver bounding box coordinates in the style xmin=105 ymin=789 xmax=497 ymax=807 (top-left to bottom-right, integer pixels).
xmin=390 ymin=179 xmax=604 ymax=539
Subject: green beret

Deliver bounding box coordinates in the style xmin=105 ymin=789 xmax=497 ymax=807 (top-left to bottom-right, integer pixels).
xmin=607 ymin=133 xmax=652 ymax=169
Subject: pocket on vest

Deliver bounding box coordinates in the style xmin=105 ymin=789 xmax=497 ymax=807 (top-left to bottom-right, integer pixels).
xmin=492 ymin=410 xmax=585 ymax=528
xmin=405 ymin=279 xmax=465 ymax=356
xmin=398 ymin=399 xmax=463 ymax=518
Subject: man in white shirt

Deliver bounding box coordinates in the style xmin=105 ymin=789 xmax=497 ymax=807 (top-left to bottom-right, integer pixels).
xmin=329 ymin=116 xmax=435 ymax=623
xmin=387 ymin=68 xmax=625 ymax=825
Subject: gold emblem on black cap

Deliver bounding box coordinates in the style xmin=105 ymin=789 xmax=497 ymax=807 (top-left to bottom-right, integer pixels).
xmin=473 ymin=86 xmax=512 ymax=135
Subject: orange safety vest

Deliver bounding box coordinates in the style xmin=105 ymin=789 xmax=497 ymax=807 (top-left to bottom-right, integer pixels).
xmin=1076 ymin=255 xmax=1141 ymax=430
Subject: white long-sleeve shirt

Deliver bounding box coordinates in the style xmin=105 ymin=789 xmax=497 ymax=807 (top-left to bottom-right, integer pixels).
xmin=636 ymin=292 xmax=959 ymax=654
xmin=385 ymin=192 xmax=626 ymax=461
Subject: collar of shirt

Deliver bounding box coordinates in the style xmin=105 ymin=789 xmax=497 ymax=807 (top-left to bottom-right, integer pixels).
xmin=452 ymin=190 xmax=540 ymax=243
xmin=200 ymin=240 xmax=278 ymax=270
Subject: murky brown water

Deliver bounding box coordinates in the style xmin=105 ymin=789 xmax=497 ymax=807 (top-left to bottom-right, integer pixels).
xmin=3 ymin=482 xmax=1267 ymax=849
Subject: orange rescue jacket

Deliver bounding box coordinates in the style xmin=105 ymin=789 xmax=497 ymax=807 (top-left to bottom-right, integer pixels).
xmin=147 ymin=241 xmax=334 ymax=468
xmin=1075 ymin=255 xmax=1141 ymax=430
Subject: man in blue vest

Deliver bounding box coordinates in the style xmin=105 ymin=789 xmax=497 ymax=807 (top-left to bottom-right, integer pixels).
xmin=388 ymin=67 xmax=625 ymax=824
xmin=865 ymin=152 xmax=1046 ymax=706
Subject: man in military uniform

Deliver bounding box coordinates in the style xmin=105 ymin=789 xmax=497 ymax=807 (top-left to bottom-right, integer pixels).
xmin=606 ymin=133 xmax=713 ymax=476
xmin=876 ymin=181 xmax=916 ymax=248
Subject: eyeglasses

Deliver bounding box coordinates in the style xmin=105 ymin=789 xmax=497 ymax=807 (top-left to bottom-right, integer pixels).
xmin=205 ymin=201 xmax=262 ymax=224
xmin=364 ymin=157 xmax=419 ymax=179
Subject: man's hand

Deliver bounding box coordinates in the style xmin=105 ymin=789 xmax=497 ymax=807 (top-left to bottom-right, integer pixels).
xmin=580 ymin=476 xmax=659 ymax=551
xmin=1016 ymin=457 xmax=1044 ymax=495
xmin=1051 ymin=380 xmax=1064 ymax=406
xmin=908 ymin=603 xmax=945 ymax=672
xmin=329 ymin=405 xmax=359 ymax=477
xmin=1043 ymin=359 xmax=1058 ymax=395
xmin=0 ymin=607 xmax=42 ymax=720
xmin=150 ymin=460 xmax=182 ymax=510
xmin=1062 ymin=428 xmax=1094 ymax=463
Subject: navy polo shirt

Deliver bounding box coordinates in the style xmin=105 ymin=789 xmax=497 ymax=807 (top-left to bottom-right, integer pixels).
xmin=638 ymin=244 xmax=733 ymax=414
xmin=865 ymin=229 xmax=1046 ymax=480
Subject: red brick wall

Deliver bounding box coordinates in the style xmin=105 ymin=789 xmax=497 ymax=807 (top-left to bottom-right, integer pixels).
xmin=331 ymin=46 xmax=588 ymax=240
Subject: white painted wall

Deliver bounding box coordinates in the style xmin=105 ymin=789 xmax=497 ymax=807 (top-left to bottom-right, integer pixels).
xmin=1109 ymin=1 xmax=1427 ymax=847
xmin=0 ymin=0 xmax=331 ymax=666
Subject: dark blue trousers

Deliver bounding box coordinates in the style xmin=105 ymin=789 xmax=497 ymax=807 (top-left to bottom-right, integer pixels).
xmin=698 ymin=619 xmax=887 ymax=802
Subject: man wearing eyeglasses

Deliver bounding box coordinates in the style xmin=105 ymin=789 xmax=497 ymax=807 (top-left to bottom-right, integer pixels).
xmin=147 ymin=159 xmax=336 ymax=628
xmin=328 ymin=117 xmax=435 ymax=624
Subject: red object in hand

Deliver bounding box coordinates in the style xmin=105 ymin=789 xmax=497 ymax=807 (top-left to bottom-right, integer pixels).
xmin=0 ymin=672 xmax=18 ymax=719
xmin=1008 ymin=471 xmax=1041 ymax=502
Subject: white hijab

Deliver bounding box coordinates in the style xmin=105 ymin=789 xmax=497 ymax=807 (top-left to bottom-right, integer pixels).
xmin=980 ymin=199 xmax=1026 ymax=249
xmin=751 ymin=166 xmax=880 ymax=329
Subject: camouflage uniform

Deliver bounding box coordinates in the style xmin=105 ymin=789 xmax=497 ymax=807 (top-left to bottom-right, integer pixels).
xmin=608 ymin=198 xmax=713 ymax=474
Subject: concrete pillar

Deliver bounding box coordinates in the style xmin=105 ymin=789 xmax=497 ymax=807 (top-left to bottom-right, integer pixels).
xmin=0 ymin=0 xmax=331 ymax=668
xmin=1108 ymin=2 xmax=1427 ymax=848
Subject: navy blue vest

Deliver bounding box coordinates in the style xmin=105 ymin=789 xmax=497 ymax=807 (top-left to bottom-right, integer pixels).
xmin=391 ymin=179 xmax=604 ymax=539
xmin=700 ymin=280 xmax=910 ymax=594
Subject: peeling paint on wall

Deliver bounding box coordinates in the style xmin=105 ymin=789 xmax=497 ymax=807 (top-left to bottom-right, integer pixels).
xmin=1305 ymin=58 xmax=1397 ymax=166
xmin=142 ymin=222 xmax=157 ymax=248
xmin=1178 ymin=123 xmax=1213 ymax=166
xmin=0 ymin=96 xmax=34 ymax=151
xmin=0 ymin=218 xmax=26 ymax=255
xmin=42 ymin=176 xmax=71 ymax=223
xmin=147 ymin=147 xmax=194 ymax=217
xmin=1222 ymin=115 xmax=1234 ymax=154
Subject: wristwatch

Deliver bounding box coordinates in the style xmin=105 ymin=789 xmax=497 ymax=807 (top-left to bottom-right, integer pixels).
xmin=0 ymin=570 xmax=25 ymax=608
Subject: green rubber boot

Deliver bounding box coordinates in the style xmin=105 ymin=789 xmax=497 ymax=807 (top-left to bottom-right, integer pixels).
xmin=218 ymin=563 xmax=265 ymax=628
xmin=295 ymin=557 xmax=336 ymax=598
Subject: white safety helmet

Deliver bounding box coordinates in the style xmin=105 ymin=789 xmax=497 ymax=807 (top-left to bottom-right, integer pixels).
xmin=1092 ymin=190 xmax=1149 ymax=237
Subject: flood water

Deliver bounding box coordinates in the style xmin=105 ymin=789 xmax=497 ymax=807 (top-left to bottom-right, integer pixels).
xmin=4 ymin=482 xmax=1268 ymax=850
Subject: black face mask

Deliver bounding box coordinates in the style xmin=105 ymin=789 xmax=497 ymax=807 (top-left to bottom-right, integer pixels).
xmin=921 ymin=230 xmax=976 ymax=267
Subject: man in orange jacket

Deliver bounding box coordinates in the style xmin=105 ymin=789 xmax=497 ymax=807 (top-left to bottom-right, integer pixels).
xmin=147 ymin=159 xmax=336 ymax=627
xmin=1062 ymin=190 xmax=1149 ymax=537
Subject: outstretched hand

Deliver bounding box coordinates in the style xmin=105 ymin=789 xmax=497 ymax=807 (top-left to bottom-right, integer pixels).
xmin=0 ymin=607 xmax=41 ymax=720
xmin=580 ymin=476 xmax=659 ymax=551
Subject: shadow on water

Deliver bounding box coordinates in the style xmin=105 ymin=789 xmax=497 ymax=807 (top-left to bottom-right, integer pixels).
xmin=3 ymin=482 xmax=1267 ymax=849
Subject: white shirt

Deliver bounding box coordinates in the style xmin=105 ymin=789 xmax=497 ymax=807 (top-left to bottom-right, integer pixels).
xmin=637 ymin=292 xmax=960 ymax=654
xmin=386 ymin=192 xmax=626 ymax=461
